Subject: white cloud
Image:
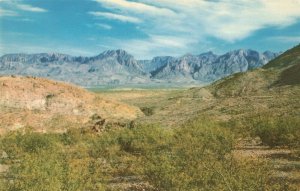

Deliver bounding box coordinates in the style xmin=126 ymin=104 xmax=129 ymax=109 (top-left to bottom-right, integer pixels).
xmin=95 ymin=23 xmax=112 ymax=30
xmin=20 ymin=18 xmax=34 ymax=22
xmin=0 ymin=43 xmax=95 ymax=57
xmin=15 ymin=3 xmax=47 ymax=12
xmin=107 ymin=35 xmax=200 ymax=59
xmin=1 ymin=32 xmax=33 ymax=37
xmin=89 ymin=11 xmax=141 ymax=23
xmin=92 ymin=0 xmax=300 ymax=57
xmin=93 ymin=0 xmax=176 ymax=16
xmin=0 ymin=8 xmax=17 ymax=16
xmin=0 ymin=0 xmax=47 ymax=16
xmin=135 ymin=0 xmax=300 ymax=41
xmin=268 ymin=36 xmax=300 ymax=43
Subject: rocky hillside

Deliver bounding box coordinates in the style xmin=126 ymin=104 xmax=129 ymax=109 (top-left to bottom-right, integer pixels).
xmin=0 ymin=49 xmax=278 ymax=86
xmin=208 ymin=45 xmax=300 ymax=97
xmin=129 ymin=45 xmax=299 ymax=128
xmin=0 ymin=76 xmax=143 ymax=134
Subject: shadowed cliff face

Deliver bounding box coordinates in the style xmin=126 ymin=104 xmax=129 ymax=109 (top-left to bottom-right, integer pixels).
xmin=0 ymin=76 xmax=143 ymax=134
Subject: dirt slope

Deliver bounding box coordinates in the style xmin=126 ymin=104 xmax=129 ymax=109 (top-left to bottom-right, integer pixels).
xmin=0 ymin=76 xmax=143 ymax=134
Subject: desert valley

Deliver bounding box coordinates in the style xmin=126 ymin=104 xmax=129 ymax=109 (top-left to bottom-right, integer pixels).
xmin=0 ymin=44 xmax=299 ymax=190
xmin=1 ymin=0 xmax=300 ymax=190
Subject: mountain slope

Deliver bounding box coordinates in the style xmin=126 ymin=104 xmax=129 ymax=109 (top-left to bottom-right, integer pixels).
xmin=263 ymin=45 xmax=300 ymax=69
xmin=150 ymin=49 xmax=277 ymax=83
xmin=0 ymin=49 xmax=278 ymax=87
xmin=0 ymin=50 xmax=148 ymax=87
xmin=208 ymin=45 xmax=300 ymax=97
xmin=139 ymin=56 xmax=175 ymax=73
xmin=125 ymin=45 xmax=299 ymax=128
xmin=263 ymin=44 xmax=300 ymax=86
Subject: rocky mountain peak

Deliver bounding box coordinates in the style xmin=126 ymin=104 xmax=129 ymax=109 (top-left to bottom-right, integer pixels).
xmin=199 ymin=51 xmax=216 ymax=56
xmin=0 ymin=48 xmax=279 ymax=86
xmin=97 ymin=49 xmax=133 ymax=59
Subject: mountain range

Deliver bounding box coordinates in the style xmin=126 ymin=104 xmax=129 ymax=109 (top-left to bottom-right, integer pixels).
xmin=0 ymin=49 xmax=278 ymax=87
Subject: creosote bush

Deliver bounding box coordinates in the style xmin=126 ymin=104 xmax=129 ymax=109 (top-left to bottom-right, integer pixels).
xmin=248 ymin=115 xmax=300 ymax=147
xmin=139 ymin=118 xmax=275 ymax=191
xmin=140 ymin=107 xmax=155 ymax=116
xmin=0 ymin=117 xmax=296 ymax=190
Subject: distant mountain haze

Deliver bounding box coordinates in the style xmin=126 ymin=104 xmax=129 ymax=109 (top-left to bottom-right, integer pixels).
xmin=0 ymin=49 xmax=278 ymax=87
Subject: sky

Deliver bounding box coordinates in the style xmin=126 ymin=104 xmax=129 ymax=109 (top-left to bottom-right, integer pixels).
xmin=0 ymin=0 xmax=300 ymax=59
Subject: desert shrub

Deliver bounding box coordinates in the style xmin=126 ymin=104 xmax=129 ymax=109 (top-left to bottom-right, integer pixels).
xmin=1 ymin=132 xmax=108 ymax=191
xmin=61 ymin=132 xmax=76 ymax=146
xmin=250 ymin=115 xmax=300 ymax=147
xmin=5 ymin=152 xmax=107 ymax=191
xmin=89 ymin=124 xmax=171 ymax=158
xmin=20 ymin=133 xmax=54 ymax=153
xmin=0 ymin=132 xmax=23 ymax=158
xmin=88 ymin=124 xmax=172 ymax=180
xmin=0 ymin=132 xmax=57 ymax=159
xmin=140 ymin=118 xmax=280 ymax=191
xmin=6 ymin=150 xmax=64 ymax=191
xmin=0 ymin=118 xmax=295 ymax=190
xmin=140 ymin=107 xmax=154 ymax=116
xmin=88 ymin=129 xmax=120 ymax=159
xmin=117 ymin=124 xmax=172 ymax=155
xmin=60 ymin=128 xmax=84 ymax=146
xmin=141 ymin=119 xmax=229 ymax=190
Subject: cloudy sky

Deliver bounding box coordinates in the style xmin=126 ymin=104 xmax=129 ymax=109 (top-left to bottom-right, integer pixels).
xmin=0 ymin=0 xmax=300 ymax=59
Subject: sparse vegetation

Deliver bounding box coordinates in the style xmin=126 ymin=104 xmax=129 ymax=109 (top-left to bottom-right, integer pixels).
xmin=1 ymin=118 xmax=297 ymax=190
xmin=1 ymin=45 xmax=300 ymax=190
xmin=140 ymin=107 xmax=155 ymax=116
xmin=248 ymin=115 xmax=300 ymax=147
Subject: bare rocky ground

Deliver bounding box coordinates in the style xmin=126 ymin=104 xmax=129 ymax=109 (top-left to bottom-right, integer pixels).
xmin=0 ymin=76 xmax=143 ymax=135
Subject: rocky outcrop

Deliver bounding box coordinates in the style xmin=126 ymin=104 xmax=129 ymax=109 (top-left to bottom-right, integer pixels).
xmin=0 ymin=76 xmax=143 ymax=134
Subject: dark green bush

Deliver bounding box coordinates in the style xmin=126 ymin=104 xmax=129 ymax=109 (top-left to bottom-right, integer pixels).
xmin=21 ymin=133 xmax=53 ymax=153
xmin=140 ymin=107 xmax=155 ymax=116
xmin=118 ymin=124 xmax=172 ymax=155
xmin=251 ymin=115 xmax=300 ymax=147
xmin=60 ymin=128 xmax=83 ymax=145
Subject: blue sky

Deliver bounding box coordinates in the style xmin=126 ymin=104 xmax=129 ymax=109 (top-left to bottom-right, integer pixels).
xmin=0 ymin=0 xmax=300 ymax=59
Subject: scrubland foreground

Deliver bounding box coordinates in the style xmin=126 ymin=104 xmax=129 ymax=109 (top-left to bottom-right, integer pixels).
xmin=1 ymin=117 xmax=299 ymax=191
xmin=0 ymin=45 xmax=300 ymax=190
